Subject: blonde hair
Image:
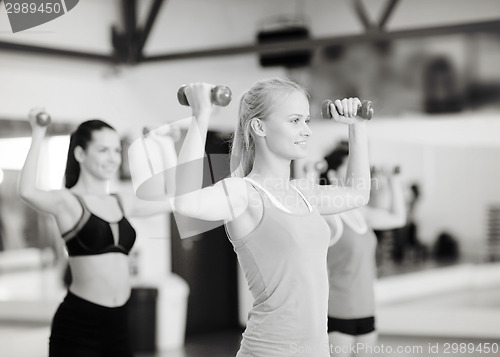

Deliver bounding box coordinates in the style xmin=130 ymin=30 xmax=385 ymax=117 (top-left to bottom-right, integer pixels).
xmin=230 ymin=77 xmax=308 ymax=177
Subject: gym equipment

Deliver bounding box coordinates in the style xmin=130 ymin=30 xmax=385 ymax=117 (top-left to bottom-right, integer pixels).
xmin=321 ymin=100 xmax=373 ymax=120
xmin=177 ymin=85 xmax=232 ymax=107
xmin=314 ymin=159 xmax=328 ymax=174
xmin=36 ymin=112 xmax=51 ymax=126
xmin=371 ymin=165 xmax=401 ymax=175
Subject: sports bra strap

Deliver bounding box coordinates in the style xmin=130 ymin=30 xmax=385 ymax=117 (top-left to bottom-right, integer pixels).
xmin=112 ymin=193 xmax=125 ymax=215
xmin=71 ymin=191 xmax=87 ymax=210
xmin=63 ymin=191 xmax=91 ymax=241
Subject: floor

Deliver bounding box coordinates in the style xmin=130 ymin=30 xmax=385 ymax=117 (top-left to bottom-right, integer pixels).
xmin=2 ymin=261 xmax=500 ymax=356
xmin=2 ymin=324 xmax=499 ymax=357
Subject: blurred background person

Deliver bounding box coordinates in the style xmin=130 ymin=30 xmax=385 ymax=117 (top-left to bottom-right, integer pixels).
xmin=18 ymin=109 xmax=175 ymax=357
xmin=319 ymin=142 xmax=406 ymax=357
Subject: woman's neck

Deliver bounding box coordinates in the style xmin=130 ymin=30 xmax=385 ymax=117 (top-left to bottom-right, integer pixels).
xmin=249 ymin=158 xmax=292 ymax=190
xmin=72 ymin=175 xmax=110 ymax=196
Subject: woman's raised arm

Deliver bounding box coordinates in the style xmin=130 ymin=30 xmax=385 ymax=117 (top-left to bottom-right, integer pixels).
xmin=18 ymin=108 xmax=67 ymax=215
xmin=174 ymin=83 xmax=248 ymax=222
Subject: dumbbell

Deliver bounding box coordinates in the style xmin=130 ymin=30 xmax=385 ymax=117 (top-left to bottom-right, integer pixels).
xmin=177 ymin=85 xmax=232 ymax=107
xmin=36 ymin=112 xmax=51 ymax=126
xmin=321 ymin=100 xmax=373 ymax=120
xmin=371 ymin=165 xmax=401 ymax=176
xmin=314 ymin=159 xmax=328 ymax=174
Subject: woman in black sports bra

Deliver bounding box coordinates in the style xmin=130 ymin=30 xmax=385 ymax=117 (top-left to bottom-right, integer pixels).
xmin=18 ymin=110 xmax=174 ymax=357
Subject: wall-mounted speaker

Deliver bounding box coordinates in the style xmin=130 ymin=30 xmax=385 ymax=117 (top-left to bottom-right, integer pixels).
xmin=257 ymin=25 xmax=312 ymax=68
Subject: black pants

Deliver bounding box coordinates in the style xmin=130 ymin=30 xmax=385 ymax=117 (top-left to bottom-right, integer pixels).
xmin=49 ymin=291 xmax=134 ymax=357
xmin=327 ymin=316 xmax=375 ymax=336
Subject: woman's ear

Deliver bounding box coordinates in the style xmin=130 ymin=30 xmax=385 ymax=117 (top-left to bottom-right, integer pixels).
xmin=250 ymin=118 xmax=266 ymax=137
xmin=74 ymin=146 xmax=85 ymax=163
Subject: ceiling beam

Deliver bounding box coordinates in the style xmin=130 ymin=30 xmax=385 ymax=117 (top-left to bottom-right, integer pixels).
xmin=351 ymin=0 xmax=375 ymax=31
xmin=0 ymin=41 xmax=114 ymax=63
xmin=1 ymin=19 xmax=499 ymax=65
xmin=378 ymin=0 xmax=400 ymax=30
xmin=123 ymin=0 xmax=137 ymax=62
xmin=136 ymin=0 xmax=165 ymax=62
xmin=142 ymin=19 xmax=500 ymax=63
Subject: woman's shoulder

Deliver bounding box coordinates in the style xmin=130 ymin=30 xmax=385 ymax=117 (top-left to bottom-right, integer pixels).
xmin=45 ymin=188 xmax=83 ymax=218
xmin=217 ymin=177 xmax=260 ymax=203
xmin=290 ymin=177 xmax=317 ymax=192
xmin=214 ymin=177 xmax=252 ymax=196
xmin=218 ymin=176 xmax=249 ymax=189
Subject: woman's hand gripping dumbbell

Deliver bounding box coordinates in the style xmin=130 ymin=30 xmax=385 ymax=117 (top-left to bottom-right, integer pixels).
xmin=177 ymin=84 xmax=232 ymax=107
xmin=321 ymin=99 xmax=373 ymax=121
xmin=28 ymin=108 xmax=52 ymax=127
xmin=28 ymin=108 xmax=52 ymax=128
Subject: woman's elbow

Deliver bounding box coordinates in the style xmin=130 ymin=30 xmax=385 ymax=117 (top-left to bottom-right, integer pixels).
xmin=393 ymin=215 xmax=407 ymax=229
xmin=355 ymin=189 xmax=370 ymax=208
xmin=18 ymin=188 xmax=33 ymax=203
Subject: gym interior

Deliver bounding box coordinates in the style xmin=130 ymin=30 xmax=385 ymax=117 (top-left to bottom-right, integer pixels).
xmin=1 ymin=0 xmax=500 ymax=356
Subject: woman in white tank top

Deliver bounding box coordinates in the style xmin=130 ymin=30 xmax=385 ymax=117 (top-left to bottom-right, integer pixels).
xmin=174 ymin=78 xmax=371 ymax=356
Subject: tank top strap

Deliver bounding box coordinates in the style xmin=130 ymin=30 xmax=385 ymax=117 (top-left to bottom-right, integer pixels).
xmin=243 ymin=177 xmax=292 ymax=213
xmin=289 ymin=183 xmax=313 ymax=213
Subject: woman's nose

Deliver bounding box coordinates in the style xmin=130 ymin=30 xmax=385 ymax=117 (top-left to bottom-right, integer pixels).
xmin=301 ymin=123 xmax=312 ymax=137
xmin=109 ymin=151 xmax=121 ymax=163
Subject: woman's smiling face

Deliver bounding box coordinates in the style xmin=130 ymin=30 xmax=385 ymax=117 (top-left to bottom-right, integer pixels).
xmin=262 ymin=90 xmax=312 ymax=160
xmin=78 ymin=128 xmax=122 ymax=181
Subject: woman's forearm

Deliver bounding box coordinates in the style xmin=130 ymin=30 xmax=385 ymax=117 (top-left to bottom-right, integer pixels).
xmin=18 ymin=131 xmax=45 ymax=199
xmin=346 ymin=122 xmax=370 ymax=204
xmin=174 ymin=112 xmax=210 ymax=214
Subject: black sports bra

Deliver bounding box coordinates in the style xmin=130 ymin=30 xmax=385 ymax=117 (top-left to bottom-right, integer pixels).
xmin=63 ymin=193 xmax=136 ymax=257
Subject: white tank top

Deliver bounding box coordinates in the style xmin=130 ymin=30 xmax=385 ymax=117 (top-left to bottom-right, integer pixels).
xmin=227 ymin=178 xmax=331 ymax=356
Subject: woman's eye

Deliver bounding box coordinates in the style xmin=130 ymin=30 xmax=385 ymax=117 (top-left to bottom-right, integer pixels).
xmin=291 ymin=118 xmax=299 ymax=123
xmin=305 ymin=119 xmax=310 ymax=124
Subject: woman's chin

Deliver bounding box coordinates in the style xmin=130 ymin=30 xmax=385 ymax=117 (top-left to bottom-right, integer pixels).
xmin=294 ymin=149 xmax=308 ymax=159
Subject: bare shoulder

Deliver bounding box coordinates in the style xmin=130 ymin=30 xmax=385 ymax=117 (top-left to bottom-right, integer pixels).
xmin=55 ymin=189 xmax=81 ymax=212
xmin=291 ymin=177 xmax=319 ymax=193
xmin=216 ymin=177 xmax=251 ymax=201
xmin=34 ymin=188 xmax=82 ymax=221
xmin=217 ymin=177 xmax=263 ymax=212
xmin=218 ymin=176 xmax=246 ymax=187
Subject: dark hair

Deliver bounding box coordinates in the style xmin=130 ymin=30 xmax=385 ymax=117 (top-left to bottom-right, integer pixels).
xmin=64 ymin=120 xmax=116 ymax=188
xmin=319 ymin=141 xmax=349 ymax=185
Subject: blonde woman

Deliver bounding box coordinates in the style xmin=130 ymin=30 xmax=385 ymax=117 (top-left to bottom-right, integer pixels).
xmin=174 ymin=78 xmax=371 ymax=356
